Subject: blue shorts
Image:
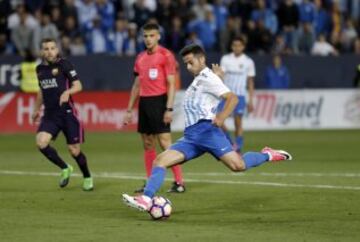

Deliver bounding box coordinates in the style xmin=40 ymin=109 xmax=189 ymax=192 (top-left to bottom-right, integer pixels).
xmin=38 ymin=110 xmax=84 ymax=144
xmin=169 ymin=120 xmax=233 ymax=161
xmin=217 ymin=95 xmax=246 ymax=115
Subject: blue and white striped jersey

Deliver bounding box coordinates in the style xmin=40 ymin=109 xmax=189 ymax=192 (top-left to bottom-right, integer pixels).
xmin=183 ymin=67 xmax=230 ymax=127
xmin=220 ymin=53 xmax=255 ymax=96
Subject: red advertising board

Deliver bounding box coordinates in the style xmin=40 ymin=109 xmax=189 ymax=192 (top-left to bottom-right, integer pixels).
xmin=0 ymin=92 xmax=138 ymax=133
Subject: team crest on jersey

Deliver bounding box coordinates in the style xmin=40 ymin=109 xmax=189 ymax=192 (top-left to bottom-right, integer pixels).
xmin=149 ymin=68 xmax=158 ymax=80
xmin=52 ymin=68 xmax=59 ymax=76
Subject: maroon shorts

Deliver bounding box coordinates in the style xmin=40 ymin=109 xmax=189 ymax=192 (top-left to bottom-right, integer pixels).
xmin=38 ymin=109 xmax=84 ymax=144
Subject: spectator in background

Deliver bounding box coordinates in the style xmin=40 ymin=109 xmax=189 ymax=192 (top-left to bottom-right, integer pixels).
xmin=251 ymin=0 xmax=278 ymax=35
xmin=277 ymin=0 xmax=299 ymax=53
xmin=298 ymin=0 xmax=316 ymax=25
xmin=228 ymin=0 xmax=253 ymax=24
xmin=165 ymin=16 xmax=186 ymax=52
xmin=84 ymin=16 xmax=113 ymax=54
xmin=187 ymin=9 xmax=217 ymax=51
xmin=272 ymin=34 xmax=289 ymax=54
xmin=341 ymin=18 xmax=358 ymax=52
xmin=60 ymin=35 xmax=72 ymax=56
xmin=123 ymin=22 xmax=140 ymax=56
xmin=69 ymin=35 xmax=86 ymax=55
xmin=213 ymin=0 xmax=228 ymax=34
xmin=132 ymin=0 xmax=153 ymax=28
xmin=191 ymin=0 xmax=213 ymax=20
xmin=0 ymin=33 xmax=12 ymax=55
xmin=8 ymin=3 xmax=38 ymax=30
xmin=95 ymin=0 xmax=114 ymax=32
xmin=254 ymin=20 xmax=273 ymax=53
xmin=33 ymin=14 xmax=60 ymax=55
xmin=264 ymin=55 xmax=290 ymax=89
xmin=63 ymin=15 xmax=81 ymax=40
xmin=112 ymin=18 xmax=128 ymax=56
xmin=245 ymin=20 xmax=258 ymax=52
xmin=155 ymin=0 xmax=175 ymax=34
xmin=11 ymin=11 xmax=35 ymax=57
xmin=219 ymin=16 xmax=241 ymax=54
xmin=75 ymin=0 xmax=97 ymax=29
xmin=175 ymin=0 xmax=193 ymax=26
xmin=50 ymin=6 xmax=63 ymax=31
xmin=298 ymin=22 xmax=315 ymax=54
xmin=313 ymin=0 xmax=331 ymax=36
xmin=311 ymin=33 xmax=338 ymax=56
xmin=62 ymin=0 xmax=78 ymax=20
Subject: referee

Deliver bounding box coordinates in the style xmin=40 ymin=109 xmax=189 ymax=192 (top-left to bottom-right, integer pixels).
xmin=124 ymin=23 xmax=185 ymax=193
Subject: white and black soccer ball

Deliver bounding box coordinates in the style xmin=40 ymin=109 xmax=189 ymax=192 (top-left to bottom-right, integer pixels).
xmin=148 ymin=196 xmax=172 ymax=220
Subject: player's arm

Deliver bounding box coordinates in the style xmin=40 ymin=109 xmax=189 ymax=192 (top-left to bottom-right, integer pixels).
xmin=32 ymin=90 xmax=43 ymax=124
xmin=60 ymin=80 xmax=82 ymax=105
xmin=163 ymin=52 xmax=177 ymax=124
xmin=124 ymin=76 xmax=140 ymax=125
xmin=213 ymin=91 xmax=238 ymax=127
xmin=247 ymin=76 xmax=254 ymax=113
xmin=164 ymin=74 xmax=175 ymax=124
xmin=60 ymin=60 xmax=83 ymax=105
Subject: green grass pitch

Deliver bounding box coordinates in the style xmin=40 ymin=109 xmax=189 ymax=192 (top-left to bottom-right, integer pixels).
xmin=1 ymin=130 xmax=360 ymax=242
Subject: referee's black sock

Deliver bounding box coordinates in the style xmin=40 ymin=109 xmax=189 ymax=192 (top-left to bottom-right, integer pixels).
xmin=72 ymin=152 xmax=91 ymax=178
xmin=39 ymin=146 xmax=68 ymax=169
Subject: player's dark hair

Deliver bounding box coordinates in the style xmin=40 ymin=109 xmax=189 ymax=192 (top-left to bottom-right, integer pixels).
xmin=232 ymin=35 xmax=247 ymax=45
xmin=142 ymin=23 xmax=160 ymax=31
xmin=40 ymin=38 xmax=57 ymax=47
xmin=179 ymin=44 xmax=205 ymax=57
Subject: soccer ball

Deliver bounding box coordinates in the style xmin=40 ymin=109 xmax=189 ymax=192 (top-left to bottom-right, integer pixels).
xmin=148 ymin=196 xmax=172 ymax=220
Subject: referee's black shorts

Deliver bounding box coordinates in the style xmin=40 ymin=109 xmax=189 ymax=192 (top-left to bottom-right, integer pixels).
xmin=138 ymin=94 xmax=170 ymax=134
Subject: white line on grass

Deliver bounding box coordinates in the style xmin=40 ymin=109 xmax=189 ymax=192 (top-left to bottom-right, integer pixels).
xmin=1 ymin=170 xmax=360 ymax=191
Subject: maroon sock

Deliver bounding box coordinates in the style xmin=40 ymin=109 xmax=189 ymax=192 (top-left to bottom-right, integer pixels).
xmin=39 ymin=146 xmax=68 ymax=169
xmin=73 ymin=152 xmax=91 ymax=178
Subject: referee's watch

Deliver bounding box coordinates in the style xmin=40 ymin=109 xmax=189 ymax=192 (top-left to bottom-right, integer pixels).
xmin=166 ymin=107 xmax=173 ymax=112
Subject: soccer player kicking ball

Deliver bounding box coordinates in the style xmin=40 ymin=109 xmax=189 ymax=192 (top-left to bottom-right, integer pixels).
xmin=32 ymin=38 xmax=93 ymax=191
xmin=122 ymin=44 xmax=292 ymax=211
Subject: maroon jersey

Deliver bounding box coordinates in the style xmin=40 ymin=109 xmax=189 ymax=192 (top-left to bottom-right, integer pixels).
xmin=36 ymin=58 xmax=79 ymax=112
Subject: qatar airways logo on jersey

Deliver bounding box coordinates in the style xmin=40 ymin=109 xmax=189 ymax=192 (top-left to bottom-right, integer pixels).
xmin=74 ymin=103 xmax=137 ymax=129
xmin=248 ymin=93 xmax=323 ymax=125
xmin=40 ymin=78 xmax=58 ymax=89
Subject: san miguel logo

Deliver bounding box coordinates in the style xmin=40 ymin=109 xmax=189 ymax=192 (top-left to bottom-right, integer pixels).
xmin=344 ymin=94 xmax=360 ymax=122
xmin=248 ymin=93 xmax=323 ymax=125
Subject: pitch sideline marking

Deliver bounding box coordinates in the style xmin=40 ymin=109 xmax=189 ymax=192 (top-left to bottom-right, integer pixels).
xmin=1 ymin=170 xmax=360 ymax=191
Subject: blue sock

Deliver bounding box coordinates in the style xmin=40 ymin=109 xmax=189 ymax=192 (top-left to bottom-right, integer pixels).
xmin=143 ymin=166 xmax=166 ymax=198
xmin=243 ymin=152 xmax=269 ymax=170
xmin=235 ymin=136 xmax=243 ymax=151
xmin=224 ymin=131 xmax=233 ymax=145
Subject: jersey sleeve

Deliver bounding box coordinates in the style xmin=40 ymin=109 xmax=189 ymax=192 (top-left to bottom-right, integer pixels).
xmin=62 ymin=59 xmax=79 ymax=83
xmin=247 ymin=58 xmax=256 ymax=77
xmin=206 ymin=73 xmax=231 ymax=98
xmin=133 ymin=55 xmax=140 ymax=76
xmin=163 ymin=51 xmax=176 ymax=76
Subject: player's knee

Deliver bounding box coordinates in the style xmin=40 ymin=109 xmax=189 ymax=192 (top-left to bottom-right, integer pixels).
xmin=36 ymin=137 xmax=50 ymax=149
xmin=68 ymin=146 xmax=80 ymax=156
xmin=229 ymin=162 xmax=246 ymax=172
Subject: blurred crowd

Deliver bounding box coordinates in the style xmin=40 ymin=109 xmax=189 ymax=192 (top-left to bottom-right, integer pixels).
xmin=1 ymin=0 xmax=360 ymax=57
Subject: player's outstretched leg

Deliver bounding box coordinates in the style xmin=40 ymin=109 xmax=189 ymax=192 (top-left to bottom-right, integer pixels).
xmin=123 ymin=149 xmax=185 ymax=212
xmin=220 ymin=147 xmax=292 ymax=172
